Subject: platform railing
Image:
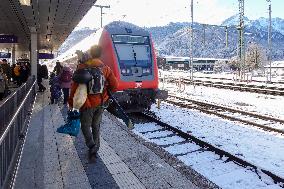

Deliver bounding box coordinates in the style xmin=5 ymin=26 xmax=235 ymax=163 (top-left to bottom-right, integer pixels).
xmin=0 ymin=77 xmax=37 ymax=189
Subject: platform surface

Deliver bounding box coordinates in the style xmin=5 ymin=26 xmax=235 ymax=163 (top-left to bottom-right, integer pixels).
xmin=14 ymin=87 xmax=198 ymax=189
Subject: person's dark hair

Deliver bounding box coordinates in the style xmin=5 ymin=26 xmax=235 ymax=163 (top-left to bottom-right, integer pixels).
xmin=56 ymin=61 xmax=61 ymax=66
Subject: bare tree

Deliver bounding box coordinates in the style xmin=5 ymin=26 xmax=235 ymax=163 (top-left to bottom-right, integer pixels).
xmin=213 ymin=60 xmax=230 ymax=73
xmin=228 ymin=56 xmax=240 ymax=71
xmin=245 ymin=42 xmax=267 ymax=72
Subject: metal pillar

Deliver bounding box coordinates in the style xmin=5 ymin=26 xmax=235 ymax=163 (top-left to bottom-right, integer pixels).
xmin=267 ymin=0 xmax=272 ymax=82
xmin=30 ymin=27 xmax=38 ymax=77
xmin=12 ymin=45 xmax=16 ymax=65
xmin=94 ymin=5 xmax=110 ymax=28
xmin=190 ymin=0 xmax=194 ymax=80
xmin=238 ymin=0 xmax=245 ymax=79
xmin=225 ymin=26 xmax=228 ymax=48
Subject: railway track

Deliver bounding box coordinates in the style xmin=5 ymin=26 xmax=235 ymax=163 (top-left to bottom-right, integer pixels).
xmin=165 ymin=95 xmax=284 ymax=135
xmin=193 ymin=76 xmax=284 ymax=85
xmin=163 ymin=77 xmax=284 ymax=96
xmin=132 ymin=112 xmax=284 ymax=188
xmin=186 ymin=79 xmax=284 ymax=95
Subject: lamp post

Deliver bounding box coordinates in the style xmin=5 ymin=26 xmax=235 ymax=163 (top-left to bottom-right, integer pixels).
xmin=94 ymin=5 xmax=110 ymax=28
xmin=267 ymin=0 xmax=272 ymax=82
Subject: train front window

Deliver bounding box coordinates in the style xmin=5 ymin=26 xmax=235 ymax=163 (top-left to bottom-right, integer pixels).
xmin=115 ymin=44 xmax=151 ymax=66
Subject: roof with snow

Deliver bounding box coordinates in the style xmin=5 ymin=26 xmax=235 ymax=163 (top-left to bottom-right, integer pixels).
xmin=264 ymin=61 xmax=284 ymax=68
xmin=163 ymin=56 xmax=229 ymax=61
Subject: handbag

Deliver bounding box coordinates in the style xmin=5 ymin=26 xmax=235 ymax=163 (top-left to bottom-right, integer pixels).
xmin=57 ymin=110 xmax=81 ymax=137
xmin=73 ymin=84 xmax=88 ymax=109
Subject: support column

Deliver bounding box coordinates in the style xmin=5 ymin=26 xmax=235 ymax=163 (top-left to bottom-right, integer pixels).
xmin=12 ymin=45 xmax=16 ymax=65
xmin=30 ymin=27 xmax=38 ymax=77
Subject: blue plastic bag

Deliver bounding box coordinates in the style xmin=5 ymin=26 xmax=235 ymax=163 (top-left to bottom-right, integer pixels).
xmin=57 ymin=110 xmax=80 ymax=137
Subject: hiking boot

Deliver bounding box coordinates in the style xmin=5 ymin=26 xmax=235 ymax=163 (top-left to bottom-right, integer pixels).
xmin=88 ymin=153 xmax=97 ymax=163
xmin=88 ymin=148 xmax=97 ymax=163
xmin=89 ymin=145 xmax=97 ymax=155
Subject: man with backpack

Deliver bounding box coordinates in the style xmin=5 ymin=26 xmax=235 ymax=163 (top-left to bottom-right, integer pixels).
xmin=59 ymin=66 xmax=72 ymax=104
xmin=68 ymin=45 xmax=118 ymax=161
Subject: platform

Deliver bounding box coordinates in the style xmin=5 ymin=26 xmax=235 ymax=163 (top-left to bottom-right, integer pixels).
xmin=13 ymin=88 xmax=199 ymax=189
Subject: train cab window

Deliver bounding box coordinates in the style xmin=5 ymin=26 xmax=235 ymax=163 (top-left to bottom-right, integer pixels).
xmin=112 ymin=35 xmax=152 ymax=75
xmin=115 ymin=44 xmax=151 ymax=67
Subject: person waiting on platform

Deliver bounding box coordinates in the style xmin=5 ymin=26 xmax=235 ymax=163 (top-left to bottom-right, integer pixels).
xmin=37 ymin=63 xmax=46 ymax=92
xmin=53 ymin=61 xmax=63 ymax=76
xmin=68 ymin=45 xmax=118 ymax=161
xmin=19 ymin=62 xmax=29 ymax=83
xmin=0 ymin=66 xmax=8 ymax=100
xmin=58 ymin=66 xmax=72 ymax=105
xmin=13 ymin=63 xmax=21 ymax=86
xmin=1 ymin=59 xmax=12 ymax=82
xmin=49 ymin=72 xmax=62 ymax=104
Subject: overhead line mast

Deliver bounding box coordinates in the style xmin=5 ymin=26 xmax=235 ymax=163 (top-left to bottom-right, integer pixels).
xmin=238 ymin=0 xmax=245 ymax=80
xmin=190 ymin=0 xmax=194 ymax=81
xmin=94 ymin=5 xmax=110 ymax=28
xmin=267 ymin=0 xmax=272 ymax=82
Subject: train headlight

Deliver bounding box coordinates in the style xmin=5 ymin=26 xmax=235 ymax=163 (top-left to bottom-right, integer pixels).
xmin=126 ymin=69 xmax=131 ymax=74
xmin=142 ymin=68 xmax=151 ymax=74
xmin=121 ymin=69 xmax=127 ymax=74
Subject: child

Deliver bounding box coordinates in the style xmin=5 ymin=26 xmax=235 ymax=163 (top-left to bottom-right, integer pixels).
xmin=49 ymin=72 xmax=62 ymax=104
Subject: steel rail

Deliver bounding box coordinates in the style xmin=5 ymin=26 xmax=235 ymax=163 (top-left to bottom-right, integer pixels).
xmin=162 ymin=77 xmax=284 ymax=96
xmin=166 ymin=95 xmax=284 ymax=135
xmin=182 ymin=78 xmax=284 ymax=95
xmin=136 ymin=112 xmax=284 ymax=186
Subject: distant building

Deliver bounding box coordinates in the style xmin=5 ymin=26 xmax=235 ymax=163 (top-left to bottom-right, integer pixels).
xmin=157 ymin=56 xmax=229 ymax=71
xmin=264 ymin=61 xmax=284 ymax=76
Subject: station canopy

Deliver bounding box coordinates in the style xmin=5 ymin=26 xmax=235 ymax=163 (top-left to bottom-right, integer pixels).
xmin=0 ymin=0 xmax=97 ymax=52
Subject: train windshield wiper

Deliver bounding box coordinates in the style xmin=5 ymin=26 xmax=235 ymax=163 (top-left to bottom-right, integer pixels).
xmin=132 ymin=47 xmax=137 ymax=66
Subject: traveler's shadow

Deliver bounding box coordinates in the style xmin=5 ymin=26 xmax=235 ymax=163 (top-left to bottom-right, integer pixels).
xmin=73 ymin=132 xmax=119 ymax=188
xmin=58 ymin=107 xmax=119 ymax=188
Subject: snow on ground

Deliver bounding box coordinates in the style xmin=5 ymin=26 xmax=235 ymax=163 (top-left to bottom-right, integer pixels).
xmin=133 ymin=121 xmax=282 ymax=189
xmin=160 ymin=76 xmax=284 ymax=120
xmin=133 ymin=70 xmax=284 ymax=188
xmin=151 ymin=102 xmax=284 ymax=179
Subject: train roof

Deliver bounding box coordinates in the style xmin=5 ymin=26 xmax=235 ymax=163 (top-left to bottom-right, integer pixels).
xmin=55 ymin=21 xmax=150 ymax=63
xmin=104 ymin=21 xmax=150 ymax=36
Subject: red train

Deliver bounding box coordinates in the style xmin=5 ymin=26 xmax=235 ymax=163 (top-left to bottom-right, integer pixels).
xmin=58 ymin=21 xmax=167 ymax=112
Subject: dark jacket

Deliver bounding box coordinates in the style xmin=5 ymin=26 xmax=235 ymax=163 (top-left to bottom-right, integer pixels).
xmin=53 ymin=64 xmax=63 ymax=76
xmin=1 ymin=63 xmax=11 ymax=79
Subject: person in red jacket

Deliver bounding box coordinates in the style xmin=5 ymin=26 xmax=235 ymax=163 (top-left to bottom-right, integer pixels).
xmin=68 ymin=45 xmax=118 ymax=161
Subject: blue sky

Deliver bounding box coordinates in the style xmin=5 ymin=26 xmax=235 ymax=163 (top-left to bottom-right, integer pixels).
xmin=76 ymin=0 xmax=284 ymax=29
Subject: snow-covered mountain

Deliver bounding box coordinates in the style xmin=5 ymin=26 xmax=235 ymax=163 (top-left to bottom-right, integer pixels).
xmin=58 ymin=27 xmax=97 ymax=55
xmin=58 ymin=16 xmax=284 ymax=60
xmin=222 ymin=14 xmax=284 ymax=36
xmin=147 ymin=16 xmax=284 ymax=60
